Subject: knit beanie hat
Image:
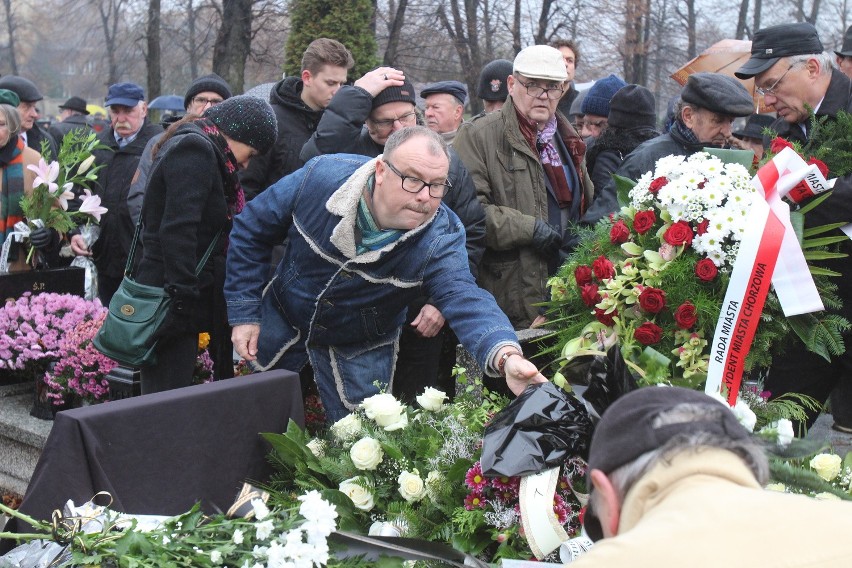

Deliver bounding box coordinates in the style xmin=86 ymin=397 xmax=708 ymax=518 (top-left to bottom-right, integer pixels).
xmin=477 ymin=59 xmax=513 ymax=101
xmin=204 ymin=95 xmax=278 ymax=155
xmin=372 ymin=76 xmax=416 ymax=110
xmin=608 ymin=84 xmax=656 ymax=129
xmin=581 ymin=74 xmax=627 ymax=117
xmin=184 ymin=73 xmax=233 ymax=110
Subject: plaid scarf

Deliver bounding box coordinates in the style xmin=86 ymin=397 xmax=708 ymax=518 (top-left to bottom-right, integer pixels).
xmin=0 ymin=137 xmax=26 ymax=246
xmin=515 ymin=110 xmax=573 ymax=207
xmin=194 ymin=117 xmax=245 ymax=218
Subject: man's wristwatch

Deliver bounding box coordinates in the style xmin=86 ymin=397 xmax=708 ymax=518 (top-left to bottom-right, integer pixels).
xmin=497 ymin=350 xmax=523 ymax=377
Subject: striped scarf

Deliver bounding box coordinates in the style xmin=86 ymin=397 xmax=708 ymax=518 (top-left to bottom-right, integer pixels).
xmin=0 ymin=137 xmax=26 ymax=246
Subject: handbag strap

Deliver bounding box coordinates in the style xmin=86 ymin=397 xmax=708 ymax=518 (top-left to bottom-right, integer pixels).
xmin=124 ymin=220 xmax=223 ymax=278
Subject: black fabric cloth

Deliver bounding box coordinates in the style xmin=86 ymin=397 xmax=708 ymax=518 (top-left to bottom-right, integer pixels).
xmin=585 ymin=125 xmax=660 ymax=193
xmin=0 ymin=370 xmax=303 ymax=550
xmin=140 ymin=332 xmax=197 ymax=394
xmin=764 ymin=69 xmax=852 ymax=429
xmin=557 ymin=84 xmax=580 ymax=118
xmin=48 ymin=115 xmax=93 ymax=142
xmin=239 ymin=77 xmax=324 ymax=200
xmin=89 ymin=121 xmax=163 ymax=284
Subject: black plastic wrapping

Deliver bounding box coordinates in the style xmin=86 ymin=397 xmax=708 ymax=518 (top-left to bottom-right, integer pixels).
xmin=579 ymin=345 xmax=639 ymax=420
xmin=480 ymin=382 xmax=592 ymax=477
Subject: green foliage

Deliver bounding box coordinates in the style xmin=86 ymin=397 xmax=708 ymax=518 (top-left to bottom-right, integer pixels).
xmin=803 ymin=110 xmax=852 ymax=177
xmin=284 ymin=0 xmax=378 ymax=78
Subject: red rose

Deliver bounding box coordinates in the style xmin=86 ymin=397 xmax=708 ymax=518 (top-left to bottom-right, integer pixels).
xmin=638 ymin=287 xmax=667 ymax=314
xmin=574 ymin=265 xmax=593 ymax=287
xmin=674 ymin=301 xmax=698 ymax=329
xmin=595 ymin=308 xmax=617 ymax=326
xmin=695 ymin=258 xmax=718 ymax=281
xmin=633 ymin=210 xmax=656 ymax=234
xmin=808 ymin=157 xmax=829 ymax=177
xmin=770 ymin=137 xmax=794 ymax=154
xmin=609 ymin=220 xmax=630 ymax=244
xmin=580 ymin=284 xmax=602 ymax=307
xmin=695 ymin=219 xmax=710 ymax=236
xmin=592 ymin=255 xmax=615 ymax=280
xmin=664 ymin=221 xmax=693 ymax=246
xmin=648 ymin=177 xmax=668 ymax=194
xmin=634 ymin=322 xmax=663 ymax=345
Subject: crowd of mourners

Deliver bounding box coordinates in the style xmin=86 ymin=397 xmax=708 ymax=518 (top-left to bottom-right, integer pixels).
xmin=1 ymin=23 xmax=852 ymax=433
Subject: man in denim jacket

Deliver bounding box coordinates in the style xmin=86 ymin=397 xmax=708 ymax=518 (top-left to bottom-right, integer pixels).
xmin=225 ymin=127 xmax=546 ymax=421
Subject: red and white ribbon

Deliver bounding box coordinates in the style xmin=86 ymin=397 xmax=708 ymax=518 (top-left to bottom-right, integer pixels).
xmin=706 ymin=198 xmax=784 ymax=403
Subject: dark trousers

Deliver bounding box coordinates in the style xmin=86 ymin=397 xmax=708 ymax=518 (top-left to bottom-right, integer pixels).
xmin=766 ymin=346 xmax=852 ymax=430
xmin=97 ymin=272 xmax=122 ymax=306
xmin=140 ymin=333 xmax=197 ymax=395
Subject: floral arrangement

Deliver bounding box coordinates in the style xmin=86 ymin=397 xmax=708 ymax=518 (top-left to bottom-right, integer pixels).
xmin=43 ymin=310 xmax=118 ymax=405
xmin=546 ymin=151 xmax=844 ymax=388
xmin=0 ymin=491 xmax=356 ymax=568
xmin=264 ymin=379 xmax=587 ymax=561
xmin=0 ymin=292 xmax=105 ymax=381
xmin=768 ymin=449 xmax=852 ymax=501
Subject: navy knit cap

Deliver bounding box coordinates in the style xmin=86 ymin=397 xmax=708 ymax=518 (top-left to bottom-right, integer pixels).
xmin=581 ymin=74 xmax=627 ymax=117
xmin=204 ymin=95 xmax=278 ymax=155
xmin=477 ymin=59 xmax=513 ymax=101
xmin=183 ymin=73 xmax=233 ymax=110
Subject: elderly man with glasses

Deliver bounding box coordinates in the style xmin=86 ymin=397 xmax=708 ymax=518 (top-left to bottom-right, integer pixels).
xmin=227 ymin=126 xmax=546 ymax=422
xmin=735 ymin=22 xmax=852 ymax=435
xmin=454 ymin=45 xmax=593 ymax=330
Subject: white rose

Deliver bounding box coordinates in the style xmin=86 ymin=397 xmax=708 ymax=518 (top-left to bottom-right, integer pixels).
xmin=306 ymin=438 xmax=325 ymax=458
xmin=731 ymin=398 xmax=756 ymax=432
xmin=331 ymin=413 xmax=362 ymax=441
xmin=339 ymin=477 xmax=375 ymax=511
xmin=369 ymin=521 xmax=401 ymax=537
xmin=813 ymin=491 xmax=841 ymax=501
xmin=764 ymin=482 xmax=786 ymax=492
xmin=810 ymin=453 xmax=843 ymax=482
xmin=416 ymin=387 xmax=448 ymax=412
xmin=759 ymin=419 xmax=795 ymax=447
xmin=350 ymin=437 xmax=384 ymax=470
xmin=397 ymin=470 xmax=426 ymax=503
xmin=361 ymin=393 xmax=407 ymax=430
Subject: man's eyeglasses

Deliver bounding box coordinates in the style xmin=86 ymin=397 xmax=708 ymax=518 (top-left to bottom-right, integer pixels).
xmin=383 ymin=160 xmax=452 ymax=198
xmin=192 ymin=96 xmax=224 ymax=107
xmin=756 ymin=62 xmax=802 ymax=97
xmin=518 ymin=80 xmax=564 ymax=100
xmin=584 ymin=118 xmax=607 ymax=129
xmin=369 ymin=111 xmax=417 ymax=132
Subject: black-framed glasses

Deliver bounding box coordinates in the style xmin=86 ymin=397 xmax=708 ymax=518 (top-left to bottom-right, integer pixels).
xmin=369 ymin=111 xmax=417 ymax=131
xmin=518 ymin=80 xmax=564 ymax=100
xmin=755 ymin=62 xmax=802 ymax=97
xmin=192 ymin=95 xmax=224 ymax=106
xmin=383 ymin=160 xmax=452 ymax=198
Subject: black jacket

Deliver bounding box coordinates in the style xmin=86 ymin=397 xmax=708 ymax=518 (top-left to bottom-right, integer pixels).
xmin=300 ymin=85 xmax=486 ymax=276
xmin=90 ymin=121 xmax=163 ymax=278
xmin=48 ymin=115 xmax=93 ymax=143
xmin=25 ymin=125 xmax=58 ymax=158
xmin=239 ymin=77 xmax=324 ymax=200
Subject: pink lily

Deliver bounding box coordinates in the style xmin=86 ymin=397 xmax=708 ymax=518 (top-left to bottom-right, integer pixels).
xmin=79 ymin=189 xmax=108 ymax=222
xmin=57 ymin=183 xmax=75 ymax=211
xmin=26 ymin=158 xmax=60 ymax=192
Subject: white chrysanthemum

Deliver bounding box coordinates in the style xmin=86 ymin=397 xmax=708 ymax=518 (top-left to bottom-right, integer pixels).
xmin=251 ymin=498 xmax=270 ymax=521
xmin=233 ymin=528 xmax=245 ymax=544
xmin=256 ymin=519 xmax=275 ymax=541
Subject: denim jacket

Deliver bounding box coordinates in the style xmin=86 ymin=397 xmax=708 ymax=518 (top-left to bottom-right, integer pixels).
xmin=225 ymin=154 xmax=519 ymax=420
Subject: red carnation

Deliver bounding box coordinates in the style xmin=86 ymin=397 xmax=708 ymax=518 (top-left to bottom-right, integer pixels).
xmin=808 ymin=157 xmax=829 ymax=177
xmin=638 ymin=287 xmax=667 ymax=314
xmin=674 ymin=301 xmax=698 ymax=329
xmin=695 ymin=258 xmax=718 ymax=282
xmin=648 ymin=177 xmax=668 ymax=194
xmin=574 ymin=265 xmax=593 ymax=287
xmin=695 ymin=219 xmax=710 ymax=236
xmin=609 ymin=220 xmax=630 ymax=244
xmin=634 ymin=322 xmax=663 ymax=345
xmin=633 ymin=210 xmax=656 ymax=234
xmin=664 ymin=221 xmax=693 ymax=247
xmin=592 ymin=255 xmax=616 ymax=280
xmin=595 ymin=308 xmax=617 ymax=327
xmin=770 ymin=137 xmax=794 ymax=155
xmin=581 ymin=284 xmax=602 ymax=307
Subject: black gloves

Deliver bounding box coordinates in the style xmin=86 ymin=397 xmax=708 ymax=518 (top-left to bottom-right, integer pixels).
xmin=532 ymin=219 xmax=561 ymax=257
xmin=28 ymin=227 xmax=58 ymax=251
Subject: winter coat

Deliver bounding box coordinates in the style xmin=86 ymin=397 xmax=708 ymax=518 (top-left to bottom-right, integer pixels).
xmin=299 ymin=84 xmax=486 ymax=275
xmin=225 ymin=154 xmax=519 ymax=421
xmin=24 ymin=125 xmax=58 ymax=158
xmin=239 ymin=77 xmax=324 ymax=200
xmin=48 ymin=115 xmax=93 ymax=143
xmin=89 ymin=121 xmax=163 ymax=279
xmin=453 ymin=96 xmax=593 ymax=328
xmin=569 ymin=449 xmax=852 ymax=567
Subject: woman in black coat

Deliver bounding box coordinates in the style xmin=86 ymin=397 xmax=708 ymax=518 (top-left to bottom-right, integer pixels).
xmin=135 ymin=95 xmax=277 ymax=394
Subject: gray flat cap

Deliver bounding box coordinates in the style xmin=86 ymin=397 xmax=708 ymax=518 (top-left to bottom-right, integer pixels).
xmin=680 ymin=72 xmax=754 ymax=117
xmin=0 ymin=75 xmax=43 ymax=102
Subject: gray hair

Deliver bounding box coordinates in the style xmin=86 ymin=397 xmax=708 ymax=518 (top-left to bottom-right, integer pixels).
xmin=789 ymin=52 xmax=834 ymax=76
xmin=0 ymin=104 xmax=22 ymax=138
xmin=597 ymin=402 xmax=769 ymax=505
xmin=383 ymin=125 xmax=449 ymax=163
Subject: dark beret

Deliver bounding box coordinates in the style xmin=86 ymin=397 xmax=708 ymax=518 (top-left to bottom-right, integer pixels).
xmin=680 ymin=72 xmax=754 ymax=117
xmin=0 ymin=75 xmax=42 ymax=102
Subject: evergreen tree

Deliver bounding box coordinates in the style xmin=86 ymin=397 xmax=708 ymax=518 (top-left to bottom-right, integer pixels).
xmin=284 ymin=0 xmax=378 ymax=78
